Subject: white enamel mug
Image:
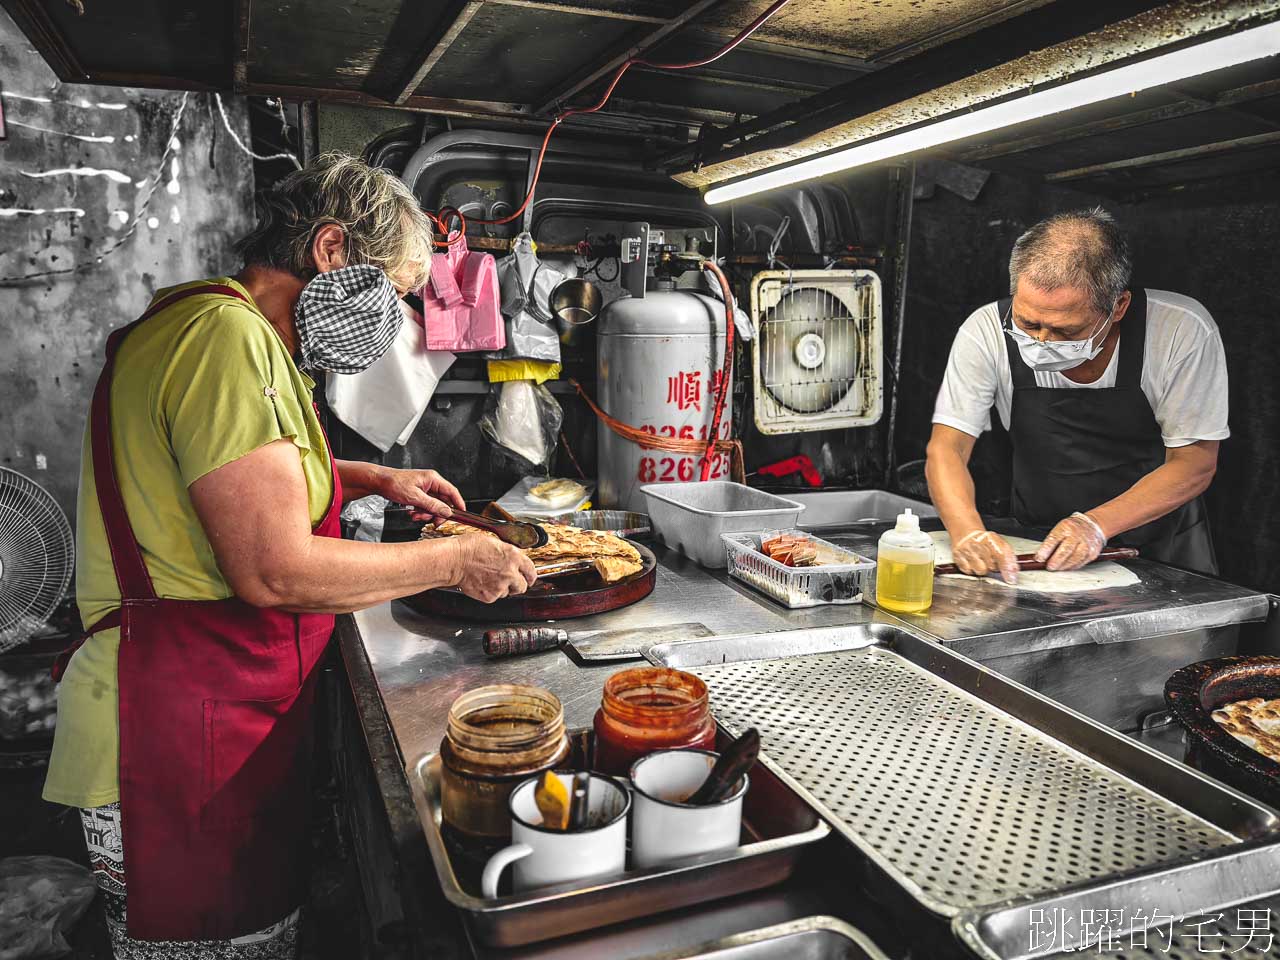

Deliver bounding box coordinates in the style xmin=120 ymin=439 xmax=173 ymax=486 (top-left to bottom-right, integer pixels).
xmin=629 ymin=749 xmax=748 ymax=869
xmin=481 ymin=772 xmax=630 ymax=898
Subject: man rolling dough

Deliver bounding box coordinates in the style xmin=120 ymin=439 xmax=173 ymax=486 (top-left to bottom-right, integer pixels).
xmin=925 ymin=207 xmax=1227 ymax=581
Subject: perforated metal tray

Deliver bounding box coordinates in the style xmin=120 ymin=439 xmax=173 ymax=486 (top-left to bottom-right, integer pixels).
xmin=648 ymin=625 xmax=1280 ymax=957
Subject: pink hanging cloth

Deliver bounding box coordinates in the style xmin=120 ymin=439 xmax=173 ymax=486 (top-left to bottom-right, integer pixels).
xmin=420 ymin=233 xmax=505 ymax=352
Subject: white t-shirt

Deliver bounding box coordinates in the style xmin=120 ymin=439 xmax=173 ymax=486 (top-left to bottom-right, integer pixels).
xmin=932 ymin=289 xmax=1230 ymax=448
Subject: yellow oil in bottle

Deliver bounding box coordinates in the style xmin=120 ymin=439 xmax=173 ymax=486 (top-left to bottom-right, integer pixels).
xmin=875 ymin=508 xmax=934 ymax=613
xmin=875 ymin=548 xmax=935 ymax=613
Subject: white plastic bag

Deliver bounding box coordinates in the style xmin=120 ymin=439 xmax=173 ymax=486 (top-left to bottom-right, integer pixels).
xmin=479 ymin=381 xmax=563 ymax=471
xmin=0 ymin=856 xmax=96 ymax=960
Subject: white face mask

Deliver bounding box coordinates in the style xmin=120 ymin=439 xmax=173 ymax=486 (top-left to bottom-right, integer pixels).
xmin=1005 ymin=302 xmax=1114 ymax=373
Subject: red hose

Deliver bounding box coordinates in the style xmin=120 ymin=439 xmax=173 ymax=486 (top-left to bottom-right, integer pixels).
xmin=700 ymin=259 xmax=736 ymax=482
xmin=466 ymin=0 xmax=794 ymax=228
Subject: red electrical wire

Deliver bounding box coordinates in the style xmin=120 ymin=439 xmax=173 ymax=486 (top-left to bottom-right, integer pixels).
xmin=461 ymin=0 xmax=794 ymax=229
xmin=699 ymin=259 xmax=736 ymax=481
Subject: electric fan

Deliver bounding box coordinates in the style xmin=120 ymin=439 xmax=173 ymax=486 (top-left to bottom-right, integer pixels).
xmin=0 ymin=467 xmax=74 ymax=652
xmin=749 ymin=269 xmax=883 ymax=434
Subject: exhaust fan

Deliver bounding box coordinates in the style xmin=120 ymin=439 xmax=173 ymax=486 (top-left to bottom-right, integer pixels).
xmin=749 ymin=269 xmax=882 ymax=434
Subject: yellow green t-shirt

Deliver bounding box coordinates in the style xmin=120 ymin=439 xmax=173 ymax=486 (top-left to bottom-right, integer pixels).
xmin=43 ymin=277 xmax=335 ymax=808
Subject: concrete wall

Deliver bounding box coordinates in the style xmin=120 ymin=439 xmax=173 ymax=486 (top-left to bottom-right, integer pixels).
xmin=0 ymin=7 xmax=255 ymax=519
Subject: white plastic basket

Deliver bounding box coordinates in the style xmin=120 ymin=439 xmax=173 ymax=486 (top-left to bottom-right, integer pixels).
xmin=722 ymin=530 xmax=875 ymax=609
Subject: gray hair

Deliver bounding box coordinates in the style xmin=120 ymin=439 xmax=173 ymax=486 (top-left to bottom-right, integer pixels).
xmin=1008 ymin=206 xmax=1132 ymax=314
xmin=236 ymin=153 xmax=433 ymax=290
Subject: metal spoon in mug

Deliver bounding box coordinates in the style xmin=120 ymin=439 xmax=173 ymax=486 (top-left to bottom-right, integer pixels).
xmin=687 ymin=729 xmax=760 ymax=806
xmin=568 ymin=771 xmax=591 ymax=831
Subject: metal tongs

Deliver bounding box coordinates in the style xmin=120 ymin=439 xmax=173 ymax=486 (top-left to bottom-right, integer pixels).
xmin=446 ymin=509 xmax=549 ymax=549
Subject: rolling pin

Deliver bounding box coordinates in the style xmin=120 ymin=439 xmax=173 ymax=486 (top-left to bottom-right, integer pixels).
xmin=934 ymin=547 xmax=1138 ymax=576
xmin=483 ymin=627 xmax=568 ymax=657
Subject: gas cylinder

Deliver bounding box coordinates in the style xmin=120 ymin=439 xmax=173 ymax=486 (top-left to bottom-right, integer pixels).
xmin=596 ymin=283 xmax=731 ymax=511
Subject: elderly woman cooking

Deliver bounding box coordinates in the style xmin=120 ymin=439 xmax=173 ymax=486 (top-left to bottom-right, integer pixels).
xmin=44 ymin=154 xmax=535 ymax=957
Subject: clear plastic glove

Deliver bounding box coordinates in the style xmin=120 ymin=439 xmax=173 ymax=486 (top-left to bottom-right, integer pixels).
xmin=1035 ymin=512 xmax=1107 ymax=571
xmin=952 ymin=529 xmax=1019 ymax=583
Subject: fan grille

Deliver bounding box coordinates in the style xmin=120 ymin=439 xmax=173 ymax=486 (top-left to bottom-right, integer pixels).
xmin=0 ymin=468 xmax=74 ymax=648
xmin=750 ymin=270 xmax=883 ymax=434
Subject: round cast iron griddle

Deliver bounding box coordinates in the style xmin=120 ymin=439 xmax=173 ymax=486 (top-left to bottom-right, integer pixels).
xmin=1165 ymin=655 xmax=1280 ymax=806
xmin=406 ymin=542 xmax=657 ymax=622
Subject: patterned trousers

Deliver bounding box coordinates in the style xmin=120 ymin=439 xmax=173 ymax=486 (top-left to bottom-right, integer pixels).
xmin=79 ymin=804 xmax=301 ymax=959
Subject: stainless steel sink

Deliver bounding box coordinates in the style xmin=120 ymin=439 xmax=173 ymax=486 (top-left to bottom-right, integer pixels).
xmin=638 ymin=917 xmax=890 ymax=960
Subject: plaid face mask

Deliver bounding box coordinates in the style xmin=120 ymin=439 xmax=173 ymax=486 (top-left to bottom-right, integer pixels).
xmin=294 ymin=263 xmax=404 ymax=373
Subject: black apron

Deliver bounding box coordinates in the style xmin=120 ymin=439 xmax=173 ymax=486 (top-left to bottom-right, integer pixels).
xmin=1002 ymin=288 xmax=1218 ymax=575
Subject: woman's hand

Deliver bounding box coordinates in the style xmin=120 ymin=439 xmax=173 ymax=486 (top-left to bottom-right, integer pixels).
xmin=379 ymin=467 xmax=466 ymax=520
xmin=452 ymin=534 xmax=538 ymax=602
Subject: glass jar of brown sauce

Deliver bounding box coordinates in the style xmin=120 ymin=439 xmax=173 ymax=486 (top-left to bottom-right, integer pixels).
xmin=592 ymin=667 xmax=717 ymax=776
xmin=440 ymin=684 xmax=570 ymax=840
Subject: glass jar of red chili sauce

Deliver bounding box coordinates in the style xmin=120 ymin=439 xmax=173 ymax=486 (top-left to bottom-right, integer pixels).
xmin=592 ymin=667 xmax=717 ymax=776
xmin=440 ymin=684 xmax=570 ymax=840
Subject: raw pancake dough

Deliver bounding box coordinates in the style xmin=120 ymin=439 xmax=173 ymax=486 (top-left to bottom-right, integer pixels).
xmin=929 ymin=532 xmax=1141 ymax=594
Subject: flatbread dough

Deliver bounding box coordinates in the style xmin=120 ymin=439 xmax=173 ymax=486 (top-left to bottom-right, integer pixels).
xmin=422 ymin=520 xmax=644 ymax=582
xmin=930 ymin=532 xmax=1141 ymax=594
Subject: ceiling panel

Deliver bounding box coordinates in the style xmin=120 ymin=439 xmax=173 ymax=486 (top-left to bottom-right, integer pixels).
xmin=698 ymin=0 xmax=1057 ymax=60
xmin=412 ymin=5 xmax=637 ymax=102
xmin=249 ymin=0 xmax=417 ymax=92
xmin=30 ymin=0 xmax=229 ymax=83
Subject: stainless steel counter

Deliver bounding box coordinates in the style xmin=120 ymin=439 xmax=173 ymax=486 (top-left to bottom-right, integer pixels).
xmin=349 ymin=536 xmax=1272 ymax=957
xmin=352 ymin=546 xmax=900 ymax=958
xmin=355 ymin=546 xmax=882 ymax=768
xmin=822 ymin=521 xmax=1270 ymax=732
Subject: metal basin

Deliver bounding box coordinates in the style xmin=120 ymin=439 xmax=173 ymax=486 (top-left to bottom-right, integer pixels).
xmin=786 ymin=490 xmax=935 ymax=528
xmin=1165 ymin=654 xmax=1280 ymax=805
xmin=638 ymin=917 xmax=890 ymax=960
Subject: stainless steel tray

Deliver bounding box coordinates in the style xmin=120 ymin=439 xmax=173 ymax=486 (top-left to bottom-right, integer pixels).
xmin=636 ymin=916 xmax=891 ymax=960
xmin=409 ymin=731 xmax=831 ymax=948
xmin=648 ymin=624 xmax=1280 ymax=957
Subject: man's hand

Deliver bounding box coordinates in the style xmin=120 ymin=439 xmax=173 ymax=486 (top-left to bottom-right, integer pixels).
xmin=952 ymin=529 xmax=1020 ymax=583
xmin=1035 ymin=512 xmax=1107 ymax=571
xmin=379 ymin=468 xmax=466 ymax=520
xmin=452 ymin=534 xmax=537 ymax=602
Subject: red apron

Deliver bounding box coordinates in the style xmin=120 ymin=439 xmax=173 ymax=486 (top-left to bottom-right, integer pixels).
xmin=81 ymin=284 xmax=341 ymax=940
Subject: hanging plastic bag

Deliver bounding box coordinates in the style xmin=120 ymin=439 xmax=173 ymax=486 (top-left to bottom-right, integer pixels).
xmin=339 ymin=495 xmax=391 ymax=542
xmin=0 ymin=856 xmax=96 ymax=960
xmin=479 ymin=381 xmax=563 ymax=471
xmin=490 ymin=235 xmax=564 ymax=363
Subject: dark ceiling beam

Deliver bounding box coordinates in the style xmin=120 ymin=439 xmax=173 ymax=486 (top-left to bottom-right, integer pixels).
xmin=88 ymin=71 xmax=219 ymax=92
xmin=661 ymin=0 xmax=1175 ymax=173
xmin=486 ymin=0 xmax=665 ymax=22
xmin=1045 ymin=129 xmax=1280 ymax=182
xmin=241 ymin=80 xmax=530 ymax=120
xmin=955 ymin=76 xmax=1280 ymax=162
xmin=388 ymin=0 xmax=485 ymax=107
xmin=533 ymin=0 xmax=727 ymax=115
xmin=625 ymin=64 xmax=825 ymax=97
xmin=0 ymin=0 xmax=88 ymax=81
xmin=1163 ymin=82 xmax=1280 ymax=131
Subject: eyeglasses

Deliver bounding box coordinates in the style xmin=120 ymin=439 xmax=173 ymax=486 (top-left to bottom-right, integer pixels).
xmin=1002 ymin=301 xmax=1116 ymax=346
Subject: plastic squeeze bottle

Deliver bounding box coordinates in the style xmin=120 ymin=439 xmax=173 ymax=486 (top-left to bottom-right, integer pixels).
xmin=876 ymin=508 xmax=935 ymax=614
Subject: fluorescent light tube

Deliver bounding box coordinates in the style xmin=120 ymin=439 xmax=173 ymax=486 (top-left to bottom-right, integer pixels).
xmin=704 ymin=19 xmax=1280 ymax=205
